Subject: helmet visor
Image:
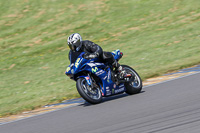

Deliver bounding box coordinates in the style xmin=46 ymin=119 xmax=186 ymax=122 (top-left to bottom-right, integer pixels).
xmin=68 ymin=43 xmax=75 ymax=51
xmin=68 ymin=40 xmax=81 ymax=51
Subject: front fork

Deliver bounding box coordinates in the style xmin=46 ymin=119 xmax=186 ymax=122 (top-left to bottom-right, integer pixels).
xmin=84 ymin=74 xmax=94 ymax=88
xmin=83 ymin=74 xmax=104 ymax=96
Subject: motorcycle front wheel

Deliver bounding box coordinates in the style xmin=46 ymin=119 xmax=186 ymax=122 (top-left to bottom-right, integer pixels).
xmin=122 ymin=65 xmax=142 ymax=94
xmin=76 ymin=78 xmax=102 ymax=104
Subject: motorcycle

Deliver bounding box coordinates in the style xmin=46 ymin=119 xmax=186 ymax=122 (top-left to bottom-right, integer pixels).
xmin=65 ymin=49 xmax=142 ymax=104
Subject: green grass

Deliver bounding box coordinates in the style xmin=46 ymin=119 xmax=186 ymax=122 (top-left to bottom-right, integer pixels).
xmin=0 ymin=0 xmax=200 ymax=117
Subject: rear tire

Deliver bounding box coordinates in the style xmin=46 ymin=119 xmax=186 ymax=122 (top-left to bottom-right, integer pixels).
xmin=76 ymin=78 xmax=102 ymax=104
xmin=122 ymin=65 xmax=142 ymax=94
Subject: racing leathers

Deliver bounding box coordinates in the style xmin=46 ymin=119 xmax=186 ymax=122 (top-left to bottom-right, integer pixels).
xmin=68 ymin=40 xmax=124 ymax=77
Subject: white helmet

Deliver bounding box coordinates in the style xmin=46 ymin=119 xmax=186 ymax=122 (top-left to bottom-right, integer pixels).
xmin=67 ymin=33 xmax=82 ymax=51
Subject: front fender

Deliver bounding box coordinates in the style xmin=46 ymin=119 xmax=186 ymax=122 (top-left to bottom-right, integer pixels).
xmin=78 ymin=75 xmax=92 ymax=86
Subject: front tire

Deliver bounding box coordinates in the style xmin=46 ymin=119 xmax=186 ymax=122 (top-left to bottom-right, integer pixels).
xmin=76 ymin=78 xmax=102 ymax=104
xmin=122 ymin=65 xmax=142 ymax=94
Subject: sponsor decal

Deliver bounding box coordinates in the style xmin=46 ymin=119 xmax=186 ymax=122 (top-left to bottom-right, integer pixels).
xmin=75 ymin=58 xmax=81 ymax=68
xmin=106 ymin=87 xmax=111 ymax=96
xmin=114 ymin=88 xmax=125 ymax=93
xmin=87 ymin=63 xmax=104 ymax=67
xmin=66 ymin=67 xmax=71 ymax=72
xmin=119 ymin=84 xmax=124 ymax=88
xmin=71 ymin=69 xmax=74 ymax=74
xmin=103 ymin=76 xmax=107 ymax=80
xmin=95 ymin=63 xmax=104 ymax=66
xmin=113 ymin=84 xmax=116 ymax=88
xmin=85 ymin=76 xmax=90 ymax=80
xmin=107 ymin=79 xmax=110 ymax=83
xmin=85 ymin=76 xmax=91 ymax=85
xmin=95 ymin=70 xmax=105 ymax=76
xmin=112 ymin=89 xmax=115 ymax=94
xmin=107 ymin=70 xmax=111 ymax=83
xmin=92 ymin=67 xmax=98 ymax=73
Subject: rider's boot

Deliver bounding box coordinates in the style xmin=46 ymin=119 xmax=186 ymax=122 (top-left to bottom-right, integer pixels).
xmin=112 ymin=60 xmax=126 ymax=80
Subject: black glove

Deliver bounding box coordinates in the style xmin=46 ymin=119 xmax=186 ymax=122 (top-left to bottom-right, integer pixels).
xmin=84 ymin=53 xmax=98 ymax=59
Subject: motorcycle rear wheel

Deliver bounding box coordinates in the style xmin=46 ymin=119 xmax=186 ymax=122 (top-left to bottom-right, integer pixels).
xmin=122 ymin=65 xmax=142 ymax=94
xmin=76 ymin=78 xmax=102 ymax=104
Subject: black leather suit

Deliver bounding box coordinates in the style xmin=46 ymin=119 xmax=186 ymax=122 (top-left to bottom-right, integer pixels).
xmin=68 ymin=40 xmax=115 ymax=65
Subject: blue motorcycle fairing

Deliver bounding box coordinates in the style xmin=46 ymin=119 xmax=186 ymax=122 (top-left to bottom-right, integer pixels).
xmin=112 ymin=49 xmax=123 ymax=60
xmin=65 ymin=50 xmax=126 ymax=96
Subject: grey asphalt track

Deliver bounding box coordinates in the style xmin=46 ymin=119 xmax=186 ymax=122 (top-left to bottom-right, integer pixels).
xmin=1 ymin=72 xmax=200 ymax=133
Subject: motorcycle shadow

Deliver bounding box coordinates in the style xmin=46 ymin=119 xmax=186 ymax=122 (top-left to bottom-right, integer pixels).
xmin=79 ymin=91 xmax=145 ymax=107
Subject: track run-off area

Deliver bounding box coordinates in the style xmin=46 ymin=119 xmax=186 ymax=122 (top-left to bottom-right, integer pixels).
xmin=0 ymin=65 xmax=200 ymax=133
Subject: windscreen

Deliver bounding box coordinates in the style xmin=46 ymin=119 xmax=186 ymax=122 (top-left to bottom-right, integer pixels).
xmin=69 ymin=51 xmax=82 ymax=64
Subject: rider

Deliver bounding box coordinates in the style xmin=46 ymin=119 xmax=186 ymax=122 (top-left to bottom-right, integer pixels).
xmin=67 ymin=33 xmax=126 ymax=79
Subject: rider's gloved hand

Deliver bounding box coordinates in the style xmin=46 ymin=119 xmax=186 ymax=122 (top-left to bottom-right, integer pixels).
xmin=84 ymin=53 xmax=98 ymax=59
